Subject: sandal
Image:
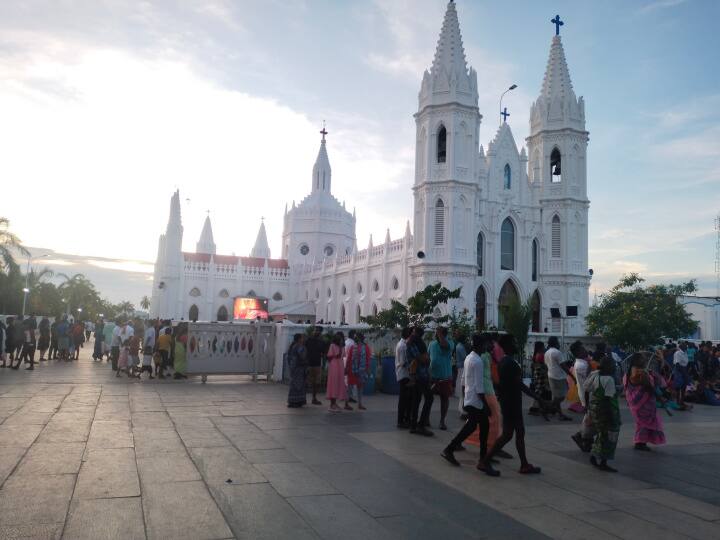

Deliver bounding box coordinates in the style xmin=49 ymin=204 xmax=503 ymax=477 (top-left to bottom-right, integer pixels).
xmin=476 ymin=462 xmax=500 ymax=477
xmin=519 ymin=464 xmax=542 ymax=474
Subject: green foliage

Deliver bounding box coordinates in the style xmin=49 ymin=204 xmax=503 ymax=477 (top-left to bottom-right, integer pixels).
xmin=502 ymin=296 xmax=534 ymax=358
xmin=140 ymin=295 xmax=151 ymax=311
xmin=586 ymin=273 xmax=699 ymax=351
xmin=447 ymin=306 xmax=474 ymax=340
xmin=361 ymin=283 xmax=462 ymax=334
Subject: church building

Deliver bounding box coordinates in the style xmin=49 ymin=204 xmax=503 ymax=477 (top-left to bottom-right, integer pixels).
xmin=150 ymin=2 xmax=591 ymax=335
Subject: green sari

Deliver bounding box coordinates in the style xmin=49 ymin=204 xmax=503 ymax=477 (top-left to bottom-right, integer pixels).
xmin=587 ymin=372 xmax=621 ymax=461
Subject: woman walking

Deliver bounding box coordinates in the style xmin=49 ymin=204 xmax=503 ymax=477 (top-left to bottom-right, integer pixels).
xmin=346 ymin=333 xmax=371 ymax=410
xmin=325 ymin=332 xmax=348 ymax=412
xmin=624 ymin=353 xmax=665 ymax=451
xmin=585 ymin=356 xmax=621 ymax=472
xmin=529 ymin=341 xmax=549 ymax=415
xmin=287 ymin=334 xmax=308 ymax=408
xmin=37 ymin=317 xmax=50 ymax=361
xmin=173 ymin=324 xmax=188 ymax=379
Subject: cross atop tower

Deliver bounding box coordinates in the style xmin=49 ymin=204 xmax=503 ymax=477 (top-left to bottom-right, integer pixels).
xmin=551 ymin=14 xmax=564 ymax=36
xmin=320 ymin=120 xmax=328 ymax=142
xmin=501 ymin=107 xmax=510 ymax=122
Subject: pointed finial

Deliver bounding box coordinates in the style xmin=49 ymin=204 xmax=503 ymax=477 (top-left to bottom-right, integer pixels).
xmin=320 ymin=120 xmax=328 ymax=142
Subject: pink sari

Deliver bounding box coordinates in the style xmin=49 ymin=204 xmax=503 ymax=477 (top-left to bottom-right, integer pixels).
xmin=624 ymin=369 xmax=666 ymax=445
xmin=326 ymin=344 xmax=347 ymax=400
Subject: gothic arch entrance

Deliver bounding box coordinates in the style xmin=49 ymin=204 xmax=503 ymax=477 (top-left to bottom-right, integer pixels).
xmin=531 ymin=290 xmax=541 ymax=332
xmin=189 ymin=304 xmax=199 ymax=322
xmin=217 ymin=305 xmax=228 ymax=322
xmin=475 ymin=286 xmax=486 ymax=330
xmin=497 ymin=280 xmax=519 ymax=330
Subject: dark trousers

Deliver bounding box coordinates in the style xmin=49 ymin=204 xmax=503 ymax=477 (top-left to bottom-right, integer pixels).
xmin=111 ymin=346 xmax=120 ymax=371
xmin=397 ymin=378 xmax=413 ymax=425
xmin=449 ymin=405 xmax=489 ymax=456
xmin=410 ymin=380 xmax=433 ymax=429
xmin=18 ymin=344 xmax=35 ymax=367
xmin=49 ymin=339 xmax=58 ymax=359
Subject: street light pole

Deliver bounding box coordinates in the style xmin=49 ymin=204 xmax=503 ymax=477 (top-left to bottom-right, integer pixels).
xmin=499 ymin=84 xmax=518 ymax=125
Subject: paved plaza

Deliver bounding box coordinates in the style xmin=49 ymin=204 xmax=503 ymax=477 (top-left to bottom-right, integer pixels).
xmin=0 ymin=348 xmax=718 ymax=540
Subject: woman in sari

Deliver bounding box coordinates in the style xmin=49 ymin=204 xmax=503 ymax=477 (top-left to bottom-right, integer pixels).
xmin=529 ymin=341 xmax=550 ymax=416
xmin=173 ymin=323 xmax=188 ymax=379
xmin=624 ymin=353 xmax=665 ymax=451
xmin=585 ymin=356 xmax=621 ymax=472
xmin=326 ymin=332 xmax=348 ymax=412
xmin=287 ymin=334 xmax=308 ymax=408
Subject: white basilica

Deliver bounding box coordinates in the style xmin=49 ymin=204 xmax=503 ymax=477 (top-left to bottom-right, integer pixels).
xmin=150 ymin=2 xmax=591 ymax=335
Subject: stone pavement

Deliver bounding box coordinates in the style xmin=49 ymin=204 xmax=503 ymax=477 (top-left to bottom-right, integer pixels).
xmin=0 ymin=348 xmax=719 ymax=539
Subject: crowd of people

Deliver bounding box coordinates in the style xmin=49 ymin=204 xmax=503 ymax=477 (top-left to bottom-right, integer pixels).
xmin=284 ymin=325 xmax=720 ymax=478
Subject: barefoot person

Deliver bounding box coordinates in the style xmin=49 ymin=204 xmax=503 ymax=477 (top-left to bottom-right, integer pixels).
xmin=346 ymin=333 xmax=371 ymax=411
xmin=545 ymin=336 xmax=574 ymax=421
xmin=429 ymin=326 xmax=454 ymax=430
xmin=624 ymin=352 xmax=665 ymax=452
xmin=585 ymin=356 xmax=622 ymax=472
xmin=478 ymin=334 xmax=543 ymax=477
xmin=325 ymin=332 xmax=347 ymax=412
xmin=441 ymin=333 xmax=491 ymax=467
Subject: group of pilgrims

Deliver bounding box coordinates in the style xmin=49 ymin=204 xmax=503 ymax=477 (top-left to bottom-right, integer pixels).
xmin=283 ymin=326 xmax=714 ymax=476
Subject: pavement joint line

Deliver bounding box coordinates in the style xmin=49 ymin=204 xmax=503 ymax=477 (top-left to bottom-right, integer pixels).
xmin=58 ymin=386 xmax=98 ymax=540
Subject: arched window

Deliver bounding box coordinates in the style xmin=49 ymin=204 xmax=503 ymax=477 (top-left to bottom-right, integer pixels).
xmin=357 ymin=282 xmax=363 ymax=294
xmin=372 ymin=279 xmax=379 ymax=292
xmin=391 ymin=276 xmax=399 ymax=290
xmin=340 ymin=304 xmax=346 ymax=324
xmin=475 ymin=286 xmax=486 ymax=330
xmin=503 ymin=163 xmax=511 ymax=190
xmin=218 ymin=289 xmax=229 ymax=298
xmin=476 ymin=232 xmax=484 ymax=276
xmin=532 ymin=239 xmax=539 ymax=281
xmin=356 ymin=305 xmax=361 ymax=322
xmin=550 ymin=148 xmax=562 ymax=183
xmin=189 ymin=287 xmax=201 ymax=297
xmin=315 ymin=289 xmax=319 ymax=299
xmin=189 ymin=304 xmax=199 ymax=322
xmin=272 ymin=291 xmax=283 ymax=301
xmin=531 ymin=290 xmax=541 ymax=332
xmin=327 ymin=287 xmax=332 ymax=298
xmin=341 ymin=284 xmax=347 ymax=296
xmin=217 ymin=305 xmax=228 ymax=322
xmin=434 ymin=199 xmax=445 ymax=246
xmin=551 ymin=215 xmax=561 ymax=258
xmin=437 ymin=125 xmax=447 ymax=163
xmin=500 ymin=218 xmax=515 ymax=271
xmin=372 ymin=303 xmax=378 ymax=316
xmin=497 ymin=280 xmax=519 ymax=330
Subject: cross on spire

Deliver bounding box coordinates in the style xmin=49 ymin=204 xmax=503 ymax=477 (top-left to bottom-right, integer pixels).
xmin=551 ymin=14 xmax=564 ymax=36
xmin=501 ymin=107 xmax=510 ymax=122
xmin=320 ymin=120 xmax=328 ymax=142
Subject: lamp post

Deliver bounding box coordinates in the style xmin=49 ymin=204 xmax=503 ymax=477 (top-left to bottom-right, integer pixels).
xmin=22 ymin=254 xmax=49 ymax=317
xmin=499 ymin=84 xmax=518 ymax=125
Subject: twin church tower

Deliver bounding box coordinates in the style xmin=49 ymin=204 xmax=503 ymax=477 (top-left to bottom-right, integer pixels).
xmin=151 ymin=1 xmax=590 ymax=335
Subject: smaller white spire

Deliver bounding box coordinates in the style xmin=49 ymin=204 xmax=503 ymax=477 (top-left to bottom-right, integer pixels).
xmin=196 ymin=214 xmax=216 ymax=254
xmin=250 ymin=219 xmax=271 ymax=259
xmin=311 ymin=123 xmax=332 ymax=194
xmin=384 ymin=228 xmax=391 ymax=244
xmin=167 ymin=189 xmax=182 ymax=232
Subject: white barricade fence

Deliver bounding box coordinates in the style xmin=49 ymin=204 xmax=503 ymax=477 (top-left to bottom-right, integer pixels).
xmin=186 ymin=322 xmax=275 ymax=380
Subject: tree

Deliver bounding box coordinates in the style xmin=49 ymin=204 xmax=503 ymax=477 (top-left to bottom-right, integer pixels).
xmin=362 ymin=283 xmax=462 ymax=334
xmin=140 ymin=295 xmax=151 ymax=311
xmin=447 ymin=306 xmax=474 ymax=340
xmin=115 ymin=300 xmax=135 ymax=317
xmin=586 ymin=273 xmax=699 ymax=351
xmin=0 ymin=217 xmax=28 ymax=271
xmin=502 ymin=296 xmax=534 ymax=359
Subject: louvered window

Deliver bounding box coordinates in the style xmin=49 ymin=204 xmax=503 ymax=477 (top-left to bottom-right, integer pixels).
xmin=434 ymin=199 xmax=445 ymax=246
xmin=551 ymin=216 xmax=561 ymax=258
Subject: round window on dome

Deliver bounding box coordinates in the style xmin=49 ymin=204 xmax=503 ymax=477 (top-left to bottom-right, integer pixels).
xmin=299 ymin=244 xmax=309 ymax=256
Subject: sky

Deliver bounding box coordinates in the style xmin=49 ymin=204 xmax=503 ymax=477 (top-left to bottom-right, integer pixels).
xmin=2 ymin=0 xmax=719 ymax=303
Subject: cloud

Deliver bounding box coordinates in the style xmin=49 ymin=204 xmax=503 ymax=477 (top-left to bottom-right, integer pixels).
xmin=638 ymin=0 xmax=689 ymax=14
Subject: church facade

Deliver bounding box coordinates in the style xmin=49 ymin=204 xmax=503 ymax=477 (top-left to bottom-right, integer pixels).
xmin=150 ymin=2 xmax=591 ymax=335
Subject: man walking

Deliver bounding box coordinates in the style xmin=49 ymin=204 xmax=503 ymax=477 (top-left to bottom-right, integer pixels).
xmin=441 ymin=333 xmax=491 ymax=467
xmin=545 ymin=336 xmax=573 ymax=421
xmin=673 ymin=341 xmax=690 ymax=410
xmin=305 ymin=326 xmax=325 ymax=405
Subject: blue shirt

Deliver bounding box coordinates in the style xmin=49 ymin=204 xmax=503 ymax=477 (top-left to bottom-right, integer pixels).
xmin=429 ymin=338 xmax=454 ymax=380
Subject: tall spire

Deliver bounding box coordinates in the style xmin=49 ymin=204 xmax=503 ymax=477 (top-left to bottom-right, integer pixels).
xmin=167 ymin=190 xmax=182 ymax=233
xmin=250 ymin=219 xmax=271 ymax=259
xmin=195 ymin=214 xmax=216 ymax=254
xmin=418 ymin=1 xmax=477 ymax=111
xmin=311 ymin=123 xmax=332 ymax=194
xmin=530 ymin=33 xmax=585 ymax=133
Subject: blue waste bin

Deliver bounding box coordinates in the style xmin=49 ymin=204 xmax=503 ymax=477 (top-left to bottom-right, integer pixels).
xmin=381 ymin=356 xmax=399 ymax=394
xmin=363 ymin=357 xmax=377 ymax=395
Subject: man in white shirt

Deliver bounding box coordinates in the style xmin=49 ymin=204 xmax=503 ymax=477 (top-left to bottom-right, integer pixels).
xmin=545 ymin=336 xmax=573 ymax=421
xmin=344 ymin=330 xmax=357 ymax=403
xmin=441 ymin=333 xmax=491 ymax=468
xmin=395 ymin=328 xmax=412 ymax=428
xmin=673 ymin=341 xmax=690 ymax=409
